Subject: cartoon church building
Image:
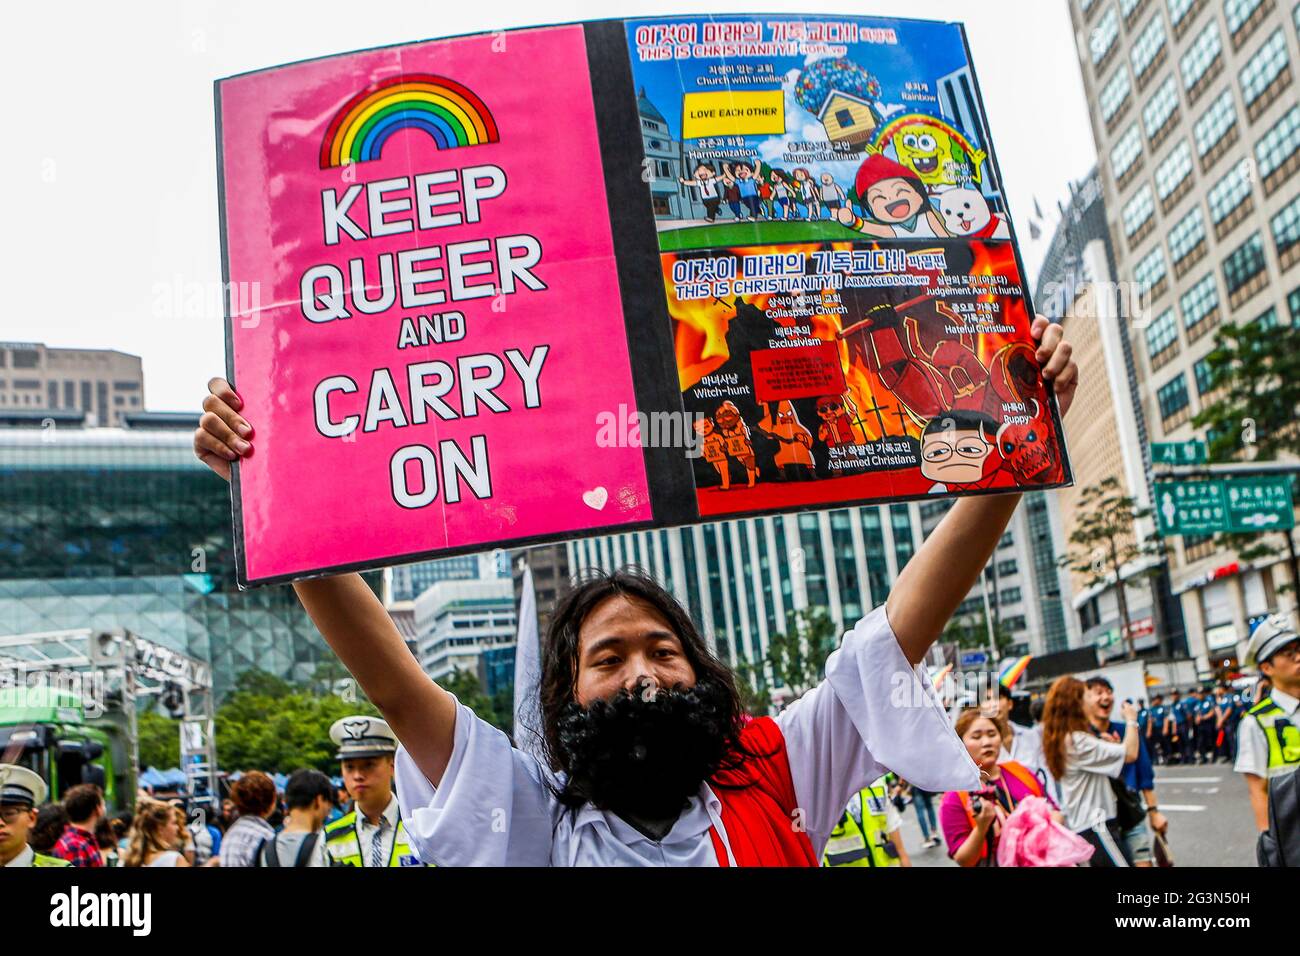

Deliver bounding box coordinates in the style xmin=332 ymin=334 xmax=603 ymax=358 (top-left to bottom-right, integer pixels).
xmin=817 ymin=89 xmax=882 ymax=152
xmin=637 ymin=88 xmax=688 ymax=219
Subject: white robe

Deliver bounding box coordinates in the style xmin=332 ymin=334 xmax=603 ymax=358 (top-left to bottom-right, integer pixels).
xmin=394 ymin=604 xmax=980 ymax=866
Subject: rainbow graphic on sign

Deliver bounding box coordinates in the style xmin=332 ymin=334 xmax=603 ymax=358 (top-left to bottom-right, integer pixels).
xmin=319 ymin=74 xmax=500 ymax=168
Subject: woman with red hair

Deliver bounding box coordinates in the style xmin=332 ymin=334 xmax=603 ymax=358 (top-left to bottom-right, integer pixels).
xmin=1041 ymin=676 xmax=1139 ymax=866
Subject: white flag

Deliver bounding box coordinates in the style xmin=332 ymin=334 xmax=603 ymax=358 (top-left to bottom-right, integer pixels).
xmin=512 ymin=563 xmax=546 ymax=762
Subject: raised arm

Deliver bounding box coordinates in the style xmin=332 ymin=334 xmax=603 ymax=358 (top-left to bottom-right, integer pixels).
xmin=194 ymin=378 xmax=457 ymax=786
xmin=885 ymin=318 xmax=1076 ymax=665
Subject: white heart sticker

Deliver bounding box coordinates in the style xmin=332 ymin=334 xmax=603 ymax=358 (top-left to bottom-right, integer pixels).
xmin=582 ymin=487 xmax=609 ymax=510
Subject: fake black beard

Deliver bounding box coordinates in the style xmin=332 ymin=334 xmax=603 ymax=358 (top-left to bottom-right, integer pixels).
xmin=554 ymin=676 xmax=735 ymax=824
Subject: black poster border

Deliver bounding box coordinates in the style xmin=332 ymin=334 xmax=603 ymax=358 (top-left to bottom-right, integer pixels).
xmin=214 ymin=16 xmax=1074 ymax=589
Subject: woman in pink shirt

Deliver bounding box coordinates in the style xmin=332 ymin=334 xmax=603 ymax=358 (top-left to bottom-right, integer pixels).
xmin=940 ymin=709 xmax=1058 ymax=866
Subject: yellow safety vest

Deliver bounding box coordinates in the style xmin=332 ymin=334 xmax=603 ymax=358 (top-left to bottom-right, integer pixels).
xmin=323 ymin=810 xmax=425 ymax=867
xmin=33 ymin=852 xmax=72 ymax=868
xmin=1249 ymin=698 xmax=1300 ymax=778
xmin=822 ymin=781 xmax=897 ymax=868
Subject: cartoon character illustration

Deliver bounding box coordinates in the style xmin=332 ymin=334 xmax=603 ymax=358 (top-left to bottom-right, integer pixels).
xmin=919 ymin=411 xmax=1000 ymax=493
xmin=815 ymin=392 xmax=869 ymax=447
xmin=714 ymin=400 xmax=758 ymax=488
xmin=722 ymin=160 xmax=762 ymax=221
xmin=817 ymin=172 xmax=847 ymax=219
xmin=876 ymin=115 xmax=988 ymax=192
xmin=679 ymin=161 xmax=723 ymax=223
xmin=995 ymin=403 xmax=1059 ymax=484
xmin=768 ymin=169 xmax=794 ymax=220
xmin=836 ymin=154 xmax=951 ymax=239
xmin=939 ymin=187 xmax=1010 ymax=239
xmin=759 ymin=401 xmax=816 ymax=480
xmin=791 ymin=167 xmax=817 ymax=219
xmin=838 ymin=301 xmax=986 ymax=426
xmin=982 ymin=341 xmax=1046 ymax=421
xmin=693 ymin=416 xmax=730 ymax=489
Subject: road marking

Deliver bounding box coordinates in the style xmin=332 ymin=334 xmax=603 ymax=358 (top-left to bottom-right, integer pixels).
xmin=1154 ymin=776 xmax=1221 ymax=783
xmin=1159 ymin=803 xmax=1207 ymax=812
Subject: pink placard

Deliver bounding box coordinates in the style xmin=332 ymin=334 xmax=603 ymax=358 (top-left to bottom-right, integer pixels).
xmin=219 ymin=26 xmax=651 ymax=584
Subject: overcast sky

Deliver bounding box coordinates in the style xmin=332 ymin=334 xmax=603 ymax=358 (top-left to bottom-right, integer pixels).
xmin=1 ymin=0 xmax=1097 ymax=412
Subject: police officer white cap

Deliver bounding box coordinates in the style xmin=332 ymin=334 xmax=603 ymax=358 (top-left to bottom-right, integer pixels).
xmin=0 ymin=763 xmax=47 ymax=808
xmin=1246 ymin=614 xmax=1300 ymax=667
xmin=329 ymin=715 xmax=399 ymax=760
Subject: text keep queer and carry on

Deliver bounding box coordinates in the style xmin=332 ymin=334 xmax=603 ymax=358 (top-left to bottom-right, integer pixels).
xmin=215 ymin=15 xmax=1071 ymax=587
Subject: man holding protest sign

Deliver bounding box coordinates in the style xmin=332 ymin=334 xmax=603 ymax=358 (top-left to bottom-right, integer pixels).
xmin=193 ymin=316 xmax=1076 ymax=866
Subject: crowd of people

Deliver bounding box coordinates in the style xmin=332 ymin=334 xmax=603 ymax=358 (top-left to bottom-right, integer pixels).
xmin=3 ymin=611 xmax=1296 ymax=869
xmin=1 ymin=715 xmax=421 ymax=868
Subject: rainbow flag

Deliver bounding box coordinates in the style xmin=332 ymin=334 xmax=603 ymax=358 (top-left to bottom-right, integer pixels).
xmin=999 ymin=655 xmax=1032 ymax=689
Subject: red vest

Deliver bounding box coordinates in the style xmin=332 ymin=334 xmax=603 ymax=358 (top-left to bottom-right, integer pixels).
xmin=706 ymin=717 xmax=819 ymax=867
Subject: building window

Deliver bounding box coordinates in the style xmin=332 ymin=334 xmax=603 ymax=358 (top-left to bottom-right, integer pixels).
xmin=1001 ymin=587 xmax=1022 ymax=605
xmin=996 ymin=559 xmax=1018 ymax=577
xmin=1102 ymin=66 xmax=1134 ymax=124
xmin=1225 ymin=0 xmax=1266 ymax=38
xmin=1222 ymin=232 xmax=1268 ymax=299
xmin=1111 ymin=123 xmax=1144 ymax=180
xmin=1119 ymin=0 xmax=1141 ymax=18
xmin=1255 ymin=306 xmax=1281 ymax=330
xmin=1130 ymin=14 xmax=1168 ymax=80
xmin=1145 ymin=307 xmax=1179 ymax=360
xmin=1255 ymin=105 xmax=1300 ymax=188
xmin=1157 ymin=373 xmax=1191 ymax=425
xmin=1134 ymin=245 xmax=1169 ymax=296
xmin=1194 ymin=87 xmax=1237 ymax=159
xmin=1169 ymin=0 xmax=1199 ymax=29
xmin=1273 ymin=193 xmax=1300 ymax=267
xmin=1092 ymin=6 xmax=1121 ymax=65
xmin=1207 ymin=160 xmax=1253 ymax=226
xmin=1142 ymin=75 xmax=1179 ymax=141
xmin=1004 ymin=616 xmax=1028 ymax=632
xmin=1193 ymin=356 xmax=1218 ymax=394
xmin=1169 ymin=204 xmax=1208 ymax=267
xmin=1123 ymin=184 xmax=1156 ymax=239
xmin=1180 ymin=271 xmax=1221 ymax=338
xmin=1154 ymin=140 xmax=1194 ymax=202
xmin=1181 ymin=20 xmax=1223 ymax=94
xmin=1239 ymin=30 xmax=1289 ymax=111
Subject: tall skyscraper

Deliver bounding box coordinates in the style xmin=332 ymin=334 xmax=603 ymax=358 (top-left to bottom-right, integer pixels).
xmin=570 ymin=501 xmax=1077 ymax=687
xmin=1068 ymin=0 xmax=1300 ymax=671
xmin=1035 ymin=166 xmax=1188 ymax=660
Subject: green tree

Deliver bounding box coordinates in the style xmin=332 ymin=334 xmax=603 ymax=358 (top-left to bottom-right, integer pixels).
xmin=1192 ymin=319 xmax=1300 ymax=593
xmin=441 ymin=668 xmax=511 ymax=733
xmin=740 ymin=608 xmax=839 ymax=703
xmin=214 ymin=669 xmax=380 ymax=774
xmin=942 ymin=608 xmax=1015 ymax=656
xmin=1058 ymin=475 xmax=1165 ymax=659
xmin=137 ymin=710 xmax=180 ymax=769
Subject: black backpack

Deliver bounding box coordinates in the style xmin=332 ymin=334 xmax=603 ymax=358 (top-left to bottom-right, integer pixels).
xmin=255 ymin=831 xmax=321 ymax=868
xmin=1257 ymin=772 xmax=1299 ymax=867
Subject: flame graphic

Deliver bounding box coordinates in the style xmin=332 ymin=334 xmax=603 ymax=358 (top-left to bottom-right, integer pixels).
xmin=662 ymin=241 xmax=1028 ymax=443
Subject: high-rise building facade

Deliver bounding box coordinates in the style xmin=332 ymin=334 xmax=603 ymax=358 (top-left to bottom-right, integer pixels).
xmin=389 ymin=551 xmax=508 ymax=603
xmin=1069 ymin=0 xmax=1300 ymax=670
xmin=1034 ymin=167 xmax=1189 ymax=660
xmin=0 ymin=421 xmax=362 ymax=698
xmin=568 ymin=501 xmax=1077 ymax=685
xmin=0 ymin=342 xmax=145 ymax=427
xmin=412 ymin=578 xmax=516 ymax=682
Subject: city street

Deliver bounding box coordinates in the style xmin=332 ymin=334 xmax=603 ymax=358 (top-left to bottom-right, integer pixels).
xmin=898 ymin=763 xmax=1260 ymax=867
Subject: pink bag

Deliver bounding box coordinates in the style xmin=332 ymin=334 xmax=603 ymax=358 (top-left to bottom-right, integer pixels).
xmin=995 ymin=796 xmax=1094 ymax=867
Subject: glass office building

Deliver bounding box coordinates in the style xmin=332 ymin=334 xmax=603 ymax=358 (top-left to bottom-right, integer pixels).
xmin=0 ymin=423 xmax=353 ymax=699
